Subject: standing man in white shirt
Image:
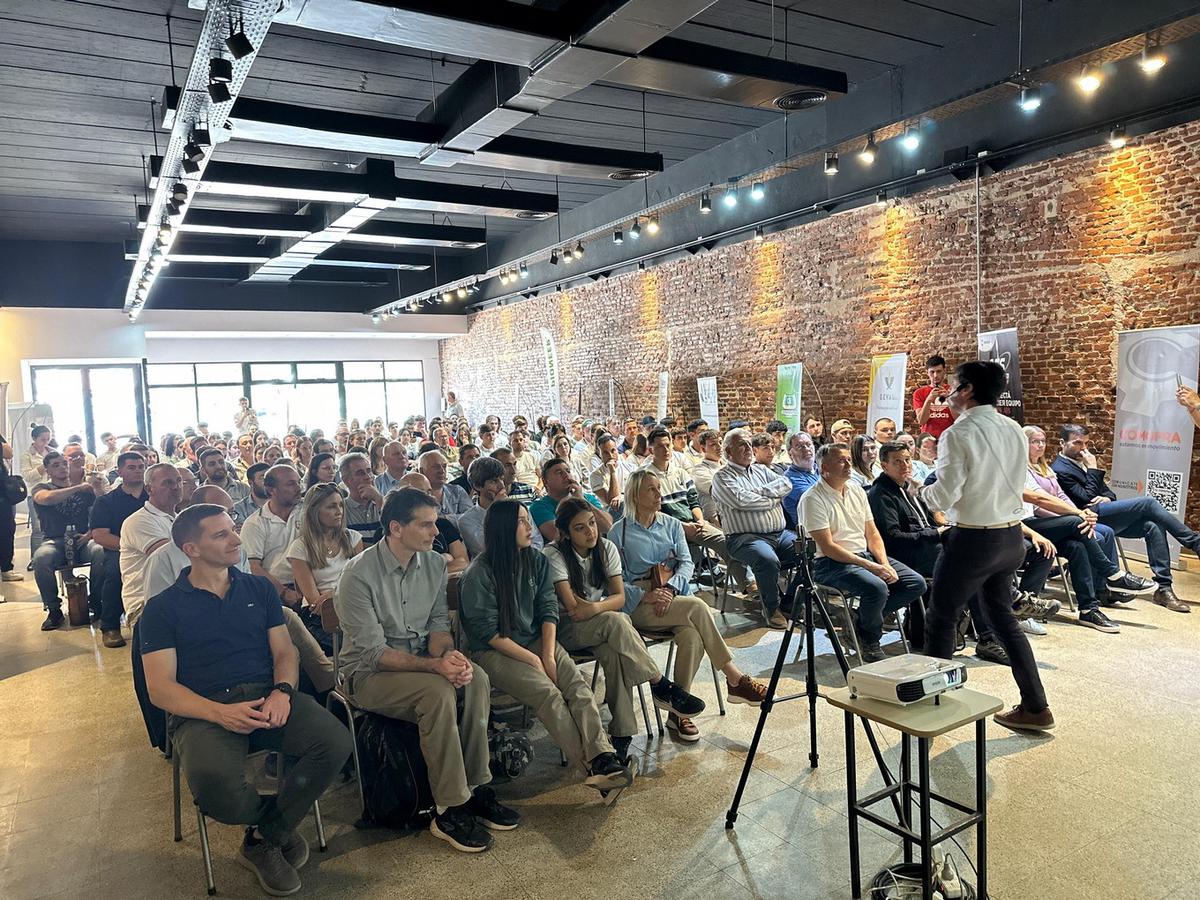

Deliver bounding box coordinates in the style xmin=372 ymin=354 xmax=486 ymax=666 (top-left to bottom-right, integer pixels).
xmin=920 ymin=361 xmax=1054 ymax=733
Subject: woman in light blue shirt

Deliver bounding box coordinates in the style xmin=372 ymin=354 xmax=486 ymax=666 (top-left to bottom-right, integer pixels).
xmin=608 ymin=469 xmax=768 ymax=742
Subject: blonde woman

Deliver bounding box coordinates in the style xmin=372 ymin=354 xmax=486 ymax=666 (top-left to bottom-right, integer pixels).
xmin=287 ymin=482 xmax=364 ymax=616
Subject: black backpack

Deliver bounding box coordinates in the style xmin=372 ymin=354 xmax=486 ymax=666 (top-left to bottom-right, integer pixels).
xmin=356 ymin=713 xmax=434 ymax=830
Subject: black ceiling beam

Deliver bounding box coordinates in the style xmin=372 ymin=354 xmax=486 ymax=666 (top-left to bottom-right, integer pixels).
xmin=314 ymin=246 xmax=431 ymax=270
xmin=292 ymin=266 xmax=393 ymax=285
xmin=436 ymin=134 xmax=664 ymax=179
xmin=344 ymin=220 xmax=486 ymax=249
xmin=138 ymin=206 xmax=320 ymax=238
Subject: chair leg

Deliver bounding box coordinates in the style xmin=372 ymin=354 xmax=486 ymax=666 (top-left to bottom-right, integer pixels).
xmin=196 ymin=807 xmax=216 ymax=896
xmin=897 ymin=607 xmax=911 ymax=654
xmin=843 ymin=600 xmax=864 ymax=663
xmin=590 ymin=661 xmax=600 ymax=692
xmin=172 ymin=749 xmax=182 ymax=842
xmin=711 ymin=661 xmax=726 ymax=716
xmin=1056 ymin=559 xmax=1076 ymax=611
xmin=312 ymin=799 xmax=327 ymax=852
xmin=636 ymin=683 xmax=653 ymax=741
xmin=327 ymin=693 xmax=366 ymax=817
xmin=665 ymin=643 xmax=676 ymax=682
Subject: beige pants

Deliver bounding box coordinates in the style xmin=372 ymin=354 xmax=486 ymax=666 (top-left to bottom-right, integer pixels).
xmin=474 ymin=640 xmax=611 ymax=769
xmin=630 ymin=595 xmax=732 ymax=692
xmin=557 ymin=610 xmax=660 ymax=737
xmin=349 ymin=666 xmax=492 ymax=810
xmin=281 ymin=606 xmax=336 ymax=694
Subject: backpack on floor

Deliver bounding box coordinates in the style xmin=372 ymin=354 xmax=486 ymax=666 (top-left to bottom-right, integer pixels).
xmin=355 ymin=713 xmax=434 ymax=830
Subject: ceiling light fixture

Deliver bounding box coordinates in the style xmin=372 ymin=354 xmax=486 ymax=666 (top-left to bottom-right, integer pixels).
xmin=750 ymin=181 xmax=765 ymax=201
xmin=442 ymin=290 xmax=454 ymax=302
xmin=876 ymin=191 xmax=887 ymax=208
xmin=519 ymin=262 xmax=529 ymax=279
xmin=184 ymin=141 xmax=204 ymax=164
xmin=613 ymin=228 xmax=623 ymax=244
xmin=723 ymin=184 xmax=738 ymax=208
xmin=859 ymin=134 xmax=877 ymax=165
xmin=824 ymin=152 xmax=839 ymax=175
xmin=700 ymin=191 xmax=711 ymax=213
xmin=457 ymin=286 xmax=468 ymax=299
xmin=209 ymin=57 xmax=232 ymax=84
xmin=207 ymin=79 xmax=232 ymax=103
xmin=562 ymin=247 xmax=573 ymax=264
xmin=1108 ymin=124 xmax=1127 ymax=149
xmin=225 ymin=13 xmax=254 ymax=60
xmin=181 ymin=157 xmax=200 ymax=175
xmin=371 ymin=313 xmax=381 ymax=324
xmin=646 ymin=216 xmax=659 ymax=235
xmin=573 ymin=241 xmax=585 ymax=259
xmin=1076 ymin=64 xmax=1102 ymax=93
xmin=1018 ymin=86 xmax=1042 ymax=112
xmin=629 ymin=220 xmax=641 ymax=239
xmin=753 ymin=226 xmax=763 ymax=242
xmin=1139 ymin=44 xmax=1166 ymax=74
xmin=170 ymin=182 xmax=188 ymax=201
xmin=550 ymin=249 xmax=559 ymax=265
xmin=900 ymin=125 xmax=921 ymax=152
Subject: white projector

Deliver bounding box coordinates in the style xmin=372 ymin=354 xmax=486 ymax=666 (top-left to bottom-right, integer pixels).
xmin=847 ymin=654 xmax=967 ymax=706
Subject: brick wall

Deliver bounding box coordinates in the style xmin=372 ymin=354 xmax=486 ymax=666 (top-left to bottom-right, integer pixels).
xmin=441 ymin=118 xmax=1200 ymax=526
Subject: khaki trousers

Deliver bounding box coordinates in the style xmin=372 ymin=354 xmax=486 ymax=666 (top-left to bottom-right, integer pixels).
xmin=557 ymin=610 xmax=660 ymax=737
xmin=686 ymin=520 xmax=751 ymax=590
xmin=474 ymin=640 xmax=611 ymax=768
xmin=349 ymin=667 xmax=492 ymax=810
xmin=630 ymin=595 xmax=732 ymax=692
xmin=281 ymin=606 xmax=336 ymax=694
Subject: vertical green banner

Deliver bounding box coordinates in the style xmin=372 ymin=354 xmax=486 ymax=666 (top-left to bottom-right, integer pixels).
xmin=775 ymin=363 xmax=803 ymax=433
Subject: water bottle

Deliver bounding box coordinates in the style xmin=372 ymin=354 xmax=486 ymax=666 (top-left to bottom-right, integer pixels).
xmin=65 ymin=524 xmax=77 ymax=568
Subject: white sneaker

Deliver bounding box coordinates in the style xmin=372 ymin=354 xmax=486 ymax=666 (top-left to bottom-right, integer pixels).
xmin=1 ymin=571 xmax=23 ymax=582
xmin=1019 ymin=617 xmax=1046 ymax=635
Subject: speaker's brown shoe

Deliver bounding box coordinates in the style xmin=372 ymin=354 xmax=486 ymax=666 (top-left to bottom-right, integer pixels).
xmin=994 ymin=704 xmax=1055 ymax=733
xmin=1153 ymin=586 xmax=1190 ymax=613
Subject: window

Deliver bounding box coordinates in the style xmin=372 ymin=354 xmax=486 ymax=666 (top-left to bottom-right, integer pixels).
xmin=143 ymin=359 xmax=425 ymax=444
xmin=30 ymin=364 xmax=147 ymax=453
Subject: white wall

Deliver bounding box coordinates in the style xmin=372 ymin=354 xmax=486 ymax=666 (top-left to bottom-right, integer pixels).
xmin=0 ymin=306 xmax=465 ymax=422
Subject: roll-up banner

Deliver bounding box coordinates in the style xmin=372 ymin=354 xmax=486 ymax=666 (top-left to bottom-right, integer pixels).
xmin=539 ymin=328 xmax=560 ymax=419
xmin=775 ymin=364 xmax=803 ymax=433
xmin=657 ymin=372 xmax=669 ymax=422
xmin=697 ymin=376 xmax=719 ymax=430
xmin=866 ymin=353 xmax=908 ymax=433
xmin=1111 ymin=325 xmax=1200 ymax=567
xmin=977 ymin=327 xmax=1025 ymax=424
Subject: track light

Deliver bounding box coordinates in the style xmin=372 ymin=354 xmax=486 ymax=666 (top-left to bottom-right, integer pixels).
xmin=184 ymin=141 xmax=204 ymax=164
xmin=371 ymin=313 xmax=381 ymax=324
xmin=723 ymin=185 xmax=738 ymax=208
xmin=519 ymin=262 xmax=529 ymax=279
xmin=209 ymin=57 xmax=233 ymax=84
xmin=165 ymin=198 xmax=182 ymax=217
xmin=456 ymin=285 xmax=468 ymax=299
xmin=1076 ymin=64 xmax=1102 ymax=93
xmin=875 ymin=191 xmax=887 ymax=208
xmin=573 ymin=241 xmax=584 ymax=259
xmin=753 ymin=226 xmax=763 ymax=242
xmin=157 ymin=221 xmax=172 ymax=240
xmin=550 ymin=249 xmax=559 ymax=265
xmin=824 ymin=152 xmax=839 ymax=175
xmin=1139 ymin=45 xmax=1166 ymax=74
xmin=562 ymin=248 xmax=572 ymax=265
xmin=900 ymin=125 xmax=921 ymax=152
xmin=1018 ymin=86 xmax=1042 ymax=112
xmin=499 ymin=270 xmax=510 ymax=284
xmin=1108 ymin=125 xmax=1127 ymax=149
xmin=613 ymin=228 xmax=623 ymax=244
xmin=469 ymin=281 xmax=480 ymax=294
xmin=170 ymin=182 xmax=188 ymax=201
xmin=192 ymin=128 xmax=211 ymax=149
xmin=182 ymin=157 xmax=200 ymax=175
xmin=442 ymin=290 xmax=454 ymax=302
xmin=700 ymin=191 xmax=711 ymax=213
xmin=646 ymin=216 xmax=659 ymax=235
xmin=629 ymin=220 xmax=641 ymax=239
xmin=225 ymin=14 xmax=254 ymax=60
xmin=750 ymin=181 xmax=765 ymax=201
xmin=859 ymin=135 xmax=877 ymax=165
xmin=207 ymin=80 xmax=232 ymax=103
xmin=638 ymin=261 xmax=646 ymax=271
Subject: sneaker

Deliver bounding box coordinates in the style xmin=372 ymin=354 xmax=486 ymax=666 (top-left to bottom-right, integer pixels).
xmin=102 ymin=629 xmax=127 ymax=649
xmin=238 ymin=830 xmax=302 ymax=896
xmin=466 ymin=786 xmax=520 ymax=831
xmin=430 ymin=805 xmax=494 ymax=852
xmin=41 ymin=609 xmax=64 ymax=631
xmin=650 ymin=677 xmax=706 ymax=717
xmin=974 ymin=639 xmax=1010 ymax=666
xmin=610 ymin=735 xmax=633 ymax=763
xmin=1019 ymin=618 xmax=1047 ymax=635
xmin=1078 ymin=607 xmax=1120 ymax=633
xmin=584 ymin=752 xmax=634 ymax=792
xmin=859 ymin=642 xmax=887 ymax=664
xmin=994 ymin=704 xmax=1055 ymax=732
xmin=1012 ymin=591 xmax=1060 ymax=620
xmin=665 ymin=713 xmax=701 ymax=742
xmin=726 ymin=674 xmax=769 ymax=706
xmin=1098 ymin=589 xmax=1132 ymax=608
xmin=1152 ymin=586 xmax=1191 ymax=613
xmin=2 ymin=571 xmax=24 ymax=582
xmin=276 ymin=829 xmax=309 ymax=870
xmin=1107 ymin=571 xmax=1156 ymax=596
xmin=765 ymin=609 xmax=788 ymax=630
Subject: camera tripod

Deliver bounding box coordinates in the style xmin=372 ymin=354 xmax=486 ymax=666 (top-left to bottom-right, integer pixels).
xmin=725 ymin=539 xmax=903 ymax=829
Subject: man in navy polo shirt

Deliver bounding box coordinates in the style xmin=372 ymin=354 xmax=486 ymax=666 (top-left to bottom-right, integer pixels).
xmin=141 ymin=504 xmax=351 ymax=897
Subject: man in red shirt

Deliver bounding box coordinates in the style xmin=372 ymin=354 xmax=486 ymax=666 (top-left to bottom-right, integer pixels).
xmin=913 ymin=354 xmax=957 ymax=437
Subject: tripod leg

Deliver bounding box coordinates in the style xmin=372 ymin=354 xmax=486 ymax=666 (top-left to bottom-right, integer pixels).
xmin=805 ymin=588 xmax=819 ymax=768
xmin=725 ymin=615 xmax=799 ymax=830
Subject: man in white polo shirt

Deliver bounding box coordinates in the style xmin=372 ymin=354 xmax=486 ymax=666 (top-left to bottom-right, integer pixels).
xmin=240 ymin=463 xmax=304 ymax=605
xmin=800 ymin=442 xmax=925 ymax=663
xmin=120 ymin=463 xmax=183 ymax=628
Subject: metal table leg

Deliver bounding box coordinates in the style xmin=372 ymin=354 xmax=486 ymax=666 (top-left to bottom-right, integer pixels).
xmin=901 ymin=732 xmax=913 ymax=864
xmin=846 ymin=710 xmax=861 ymax=898
xmin=976 ymin=718 xmax=988 ymax=899
xmin=918 ymin=736 xmax=933 ymax=900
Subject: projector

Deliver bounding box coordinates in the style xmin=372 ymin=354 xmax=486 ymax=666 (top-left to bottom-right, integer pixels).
xmin=847 ymin=654 xmax=967 ymax=706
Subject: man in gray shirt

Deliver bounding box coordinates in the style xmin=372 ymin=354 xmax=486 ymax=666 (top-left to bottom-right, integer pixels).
xmin=334 ymin=488 xmax=516 ymax=852
xmin=339 ymin=452 xmax=383 ymax=541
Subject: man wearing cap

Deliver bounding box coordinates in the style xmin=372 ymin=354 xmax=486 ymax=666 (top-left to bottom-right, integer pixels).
xmin=830 ymin=419 xmax=855 ymax=444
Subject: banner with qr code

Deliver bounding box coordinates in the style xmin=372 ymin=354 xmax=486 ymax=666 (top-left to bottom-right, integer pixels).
xmin=1111 ymin=326 xmax=1200 ymax=566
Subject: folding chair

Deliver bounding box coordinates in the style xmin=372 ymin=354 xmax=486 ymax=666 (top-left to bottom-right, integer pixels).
xmin=638 ymin=630 xmax=726 ymax=717
xmin=320 ymin=602 xmax=367 ymax=817
xmin=557 ymin=649 xmax=660 ymax=765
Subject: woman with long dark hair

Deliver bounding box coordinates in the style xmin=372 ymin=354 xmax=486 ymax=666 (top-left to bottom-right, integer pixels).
xmin=305 ymin=452 xmax=337 ymax=491
xmin=544 ymin=498 xmax=703 ymax=761
xmin=849 ymin=435 xmax=879 ymax=486
xmin=459 ymin=499 xmax=634 ymax=794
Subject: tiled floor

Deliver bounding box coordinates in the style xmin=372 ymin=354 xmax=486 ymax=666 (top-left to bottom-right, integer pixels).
xmin=2 ymin=533 xmax=1199 ymax=900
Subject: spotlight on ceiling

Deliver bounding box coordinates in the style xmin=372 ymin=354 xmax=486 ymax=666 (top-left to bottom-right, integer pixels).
xmin=875 ymin=191 xmax=887 ymax=208
xmin=370 ymin=313 xmax=381 ymax=324
xmin=456 ymin=285 xmax=468 ymax=299
xmin=225 ymin=14 xmax=255 ymax=60
xmin=442 ymin=290 xmax=454 ymax=303
xmin=900 ymin=125 xmax=921 ymax=152
xmin=550 ymin=249 xmax=559 ymax=265
xmin=629 ymin=220 xmax=641 ymax=239
xmin=1076 ymin=64 xmax=1102 ymax=93
xmin=1108 ymin=124 xmax=1127 ymax=149
xmin=1018 ymin=86 xmax=1042 ymax=112
xmin=207 ymin=79 xmax=232 ymax=103
xmin=157 ymin=221 xmax=172 ymax=240
xmin=573 ymin=242 xmax=585 ymax=259
xmin=170 ymin=182 xmax=188 ymax=201
xmin=182 ymin=157 xmax=200 ymax=175
xmin=184 ymin=141 xmax=205 ymax=164
xmin=519 ymin=262 xmax=529 ymax=279
xmin=562 ymin=247 xmax=573 ymax=264
xmin=750 ymin=181 xmax=765 ymax=201
xmin=646 ymin=216 xmax=660 ymax=235
xmin=192 ymin=128 xmax=211 ymax=149
xmin=753 ymin=226 xmax=763 ymax=242
xmin=209 ymin=57 xmax=233 ymax=84
xmin=613 ymin=228 xmax=623 ymax=244
xmin=859 ymin=134 xmax=877 ymax=165
xmin=723 ymin=185 xmax=738 ymax=208
xmin=1139 ymin=45 xmax=1166 ymax=74
xmin=638 ymin=260 xmax=646 ymax=271
xmin=700 ymin=191 xmax=711 ymax=213
xmin=824 ymin=152 xmax=839 ymax=175
xmin=165 ymin=198 xmax=182 ymax=217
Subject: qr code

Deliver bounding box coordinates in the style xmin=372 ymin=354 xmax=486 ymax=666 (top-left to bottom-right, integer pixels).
xmin=1146 ymin=469 xmax=1183 ymax=514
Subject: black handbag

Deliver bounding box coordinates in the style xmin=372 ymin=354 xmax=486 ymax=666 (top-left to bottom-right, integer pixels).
xmin=0 ymin=456 xmax=26 ymax=504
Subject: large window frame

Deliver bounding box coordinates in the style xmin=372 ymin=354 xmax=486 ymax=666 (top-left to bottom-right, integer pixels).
xmin=145 ymin=359 xmax=425 ymax=443
xmin=29 ymin=363 xmax=147 ymax=454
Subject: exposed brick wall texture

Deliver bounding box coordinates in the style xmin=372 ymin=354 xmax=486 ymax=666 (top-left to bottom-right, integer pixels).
xmin=441 ymin=118 xmax=1200 ymax=527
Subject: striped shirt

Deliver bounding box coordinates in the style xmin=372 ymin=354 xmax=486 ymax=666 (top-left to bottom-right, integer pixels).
xmin=645 ymin=460 xmax=700 ymax=523
xmin=711 ymin=461 xmax=792 ymax=536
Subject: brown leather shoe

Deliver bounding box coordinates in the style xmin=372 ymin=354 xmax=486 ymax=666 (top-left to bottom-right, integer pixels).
xmin=101 ymin=629 xmax=127 ymax=648
xmin=726 ymin=674 xmax=769 ymax=707
xmin=994 ymin=704 xmax=1055 ymax=732
xmin=1153 ymin=587 xmax=1191 ymax=613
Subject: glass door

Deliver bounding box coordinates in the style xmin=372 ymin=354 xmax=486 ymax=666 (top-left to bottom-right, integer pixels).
xmin=31 ymin=364 xmax=146 ymax=454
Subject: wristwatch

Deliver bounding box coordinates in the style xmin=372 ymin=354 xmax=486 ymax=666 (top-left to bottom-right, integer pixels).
xmin=271 ymin=682 xmax=295 ymax=698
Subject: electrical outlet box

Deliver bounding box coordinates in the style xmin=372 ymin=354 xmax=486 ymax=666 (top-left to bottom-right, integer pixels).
xmin=1043 ymin=198 xmax=1058 ymax=219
